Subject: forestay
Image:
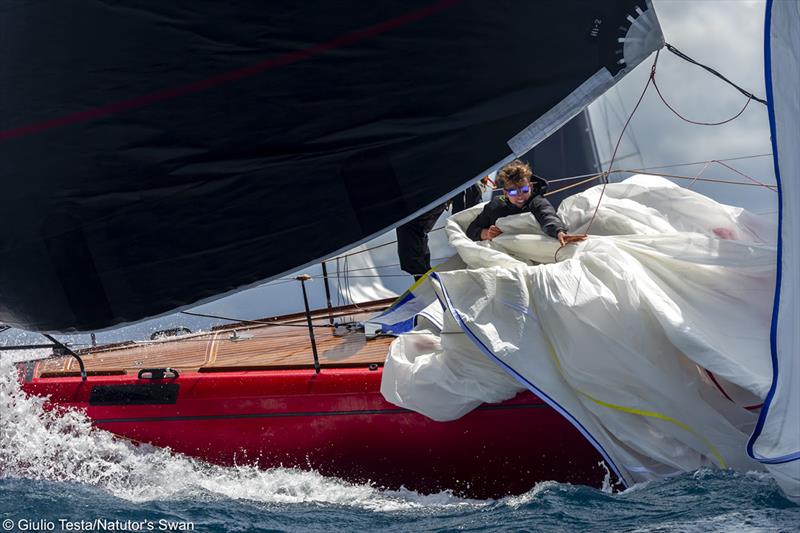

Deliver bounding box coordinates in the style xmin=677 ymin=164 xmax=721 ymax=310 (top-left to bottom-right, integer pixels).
xmin=376 ymin=175 xmax=777 ymax=487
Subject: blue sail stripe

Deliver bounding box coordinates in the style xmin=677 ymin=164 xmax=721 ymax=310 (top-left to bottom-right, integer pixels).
xmin=746 ymin=0 xmax=800 ymax=465
xmin=431 ymin=272 xmax=630 ymax=487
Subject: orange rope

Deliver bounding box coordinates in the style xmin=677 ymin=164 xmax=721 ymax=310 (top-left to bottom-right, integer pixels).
xmin=554 ymin=51 xmax=660 ymax=263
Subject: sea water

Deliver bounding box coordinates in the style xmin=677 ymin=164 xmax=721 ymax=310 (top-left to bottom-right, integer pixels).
xmin=1 ymin=358 xmax=797 ymax=532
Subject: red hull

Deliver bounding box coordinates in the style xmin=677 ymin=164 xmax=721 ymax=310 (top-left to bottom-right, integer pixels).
xmin=22 ymin=367 xmax=603 ymax=498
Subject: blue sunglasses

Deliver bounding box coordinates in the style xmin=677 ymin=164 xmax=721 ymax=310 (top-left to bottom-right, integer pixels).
xmin=505 ymin=185 xmax=530 ymax=197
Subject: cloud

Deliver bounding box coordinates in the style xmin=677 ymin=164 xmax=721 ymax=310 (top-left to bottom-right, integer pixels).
xmin=590 ymin=0 xmax=776 ymax=211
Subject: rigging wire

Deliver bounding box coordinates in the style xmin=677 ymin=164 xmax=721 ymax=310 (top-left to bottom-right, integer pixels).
xmin=554 ymin=50 xmax=661 ymax=263
xmin=630 ymin=153 xmax=772 ymax=172
xmin=327 ymin=223 xmax=448 ymax=262
xmin=543 ymin=169 xmax=777 ymax=200
xmin=611 ymin=169 xmax=778 ymax=192
xmin=331 ymin=273 xmax=416 ymax=278
xmin=311 ymin=258 xmax=449 ymax=277
xmin=180 ymin=310 xmax=336 ymax=328
xmin=648 ymin=43 xmax=767 ymax=132
xmin=543 ymin=174 xmax=604 ymax=198
xmin=665 ymin=44 xmax=768 ymax=105
xmin=652 ymin=76 xmax=753 ymax=126
xmin=588 ymin=51 xmax=659 ymax=229
xmin=607 ymin=170 xmax=775 ymax=190
xmin=543 ymin=154 xmax=772 ymax=185
xmin=68 ymin=324 xmax=369 ymax=347
xmin=551 ymin=42 xmax=773 ymax=262
xmin=712 ymin=159 xmax=775 ymax=190
xmin=343 ymin=254 xmax=361 ymax=318
xmin=685 ymin=160 xmax=712 ymax=190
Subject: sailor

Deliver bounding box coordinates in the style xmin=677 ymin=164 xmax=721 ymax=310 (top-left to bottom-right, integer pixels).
xmin=466 ymin=159 xmax=586 ymax=246
xmin=450 ymin=182 xmax=484 ymax=214
xmin=396 ymin=203 xmax=448 ymax=281
xmin=397 ymin=182 xmax=484 ymax=281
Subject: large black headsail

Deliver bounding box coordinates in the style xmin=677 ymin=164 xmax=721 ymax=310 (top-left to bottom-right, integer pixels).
xmin=0 ymin=0 xmax=663 ymax=331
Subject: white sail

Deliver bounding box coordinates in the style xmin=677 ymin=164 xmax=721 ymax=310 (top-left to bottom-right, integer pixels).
xmin=746 ymin=0 xmax=800 ymax=502
xmin=380 ymin=175 xmax=777 ymax=486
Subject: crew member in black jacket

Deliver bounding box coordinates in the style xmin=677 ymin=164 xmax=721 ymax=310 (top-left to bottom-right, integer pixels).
xmin=397 ymin=182 xmax=484 ymax=280
xmin=466 ymin=159 xmax=586 ymax=246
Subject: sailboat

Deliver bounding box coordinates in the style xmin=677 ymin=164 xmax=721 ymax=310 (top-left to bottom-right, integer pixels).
xmin=12 ymin=109 xmax=609 ymax=499
xmin=2 ymin=0 xmax=797 ymax=500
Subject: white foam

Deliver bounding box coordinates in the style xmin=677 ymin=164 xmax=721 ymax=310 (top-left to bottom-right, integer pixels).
xmin=501 ymin=480 xmax=561 ymax=509
xmin=0 ymin=357 xmax=485 ymax=511
xmin=0 ymin=348 xmax=53 ymax=364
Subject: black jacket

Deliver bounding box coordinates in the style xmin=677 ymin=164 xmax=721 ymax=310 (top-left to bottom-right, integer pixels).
xmin=466 ymin=195 xmax=566 ymax=241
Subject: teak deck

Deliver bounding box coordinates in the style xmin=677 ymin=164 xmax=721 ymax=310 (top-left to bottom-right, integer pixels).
xmin=35 ymin=299 xmax=396 ymax=378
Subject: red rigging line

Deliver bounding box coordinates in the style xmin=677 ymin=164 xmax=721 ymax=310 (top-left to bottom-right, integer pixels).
xmin=550 ymin=169 xmax=778 ymax=192
xmin=705 ymin=368 xmax=764 ymax=412
xmin=551 ymin=43 xmax=773 ymax=263
xmin=0 ymin=0 xmax=461 ymax=143
xmin=552 ymin=49 xmax=660 ymax=264
xmin=713 ymin=160 xmax=776 ymax=190
xmin=652 ymin=75 xmax=754 ymax=127
xmin=585 ymin=51 xmax=661 ymax=234
xmin=545 ymin=154 xmax=773 ymax=183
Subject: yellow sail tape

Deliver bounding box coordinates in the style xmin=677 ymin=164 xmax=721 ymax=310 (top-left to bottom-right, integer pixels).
xmin=575 ymin=389 xmax=728 ymax=469
xmin=529 ymin=299 xmax=728 ymax=469
xmin=384 ymin=264 xmax=441 ymax=312
xmin=410 ymin=264 xmax=439 ymax=291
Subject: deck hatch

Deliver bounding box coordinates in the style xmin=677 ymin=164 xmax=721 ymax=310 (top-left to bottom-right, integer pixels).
xmin=89 ymin=383 xmax=179 ymax=406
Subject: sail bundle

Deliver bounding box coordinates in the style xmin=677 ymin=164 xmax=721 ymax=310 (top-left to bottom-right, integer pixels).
xmin=377 ymin=175 xmax=778 ymax=486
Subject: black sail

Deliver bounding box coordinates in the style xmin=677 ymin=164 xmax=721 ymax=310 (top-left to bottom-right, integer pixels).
xmin=0 ymin=0 xmax=663 ymax=332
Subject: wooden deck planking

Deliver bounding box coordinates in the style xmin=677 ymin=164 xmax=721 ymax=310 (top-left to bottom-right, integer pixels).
xmin=36 ymin=302 xmax=396 ymax=378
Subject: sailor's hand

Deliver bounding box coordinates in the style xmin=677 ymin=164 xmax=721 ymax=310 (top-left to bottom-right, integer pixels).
xmin=481 ymin=225 xmax=503 ymax=241
xmin=557 ymin=231 xmax=587 ymax=246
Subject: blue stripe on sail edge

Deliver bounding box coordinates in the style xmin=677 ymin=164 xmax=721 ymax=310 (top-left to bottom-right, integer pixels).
xmin=746 ymin=0 xmax=800 ymax=465
xmin=431 ymin=272 xmax=630 ymax=487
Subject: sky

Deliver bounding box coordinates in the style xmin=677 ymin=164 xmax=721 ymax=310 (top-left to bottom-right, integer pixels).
xmin=594 ymin=0 xmax=776 ymax=214
xmin=1 ymin=0 xmax=781 ymax=346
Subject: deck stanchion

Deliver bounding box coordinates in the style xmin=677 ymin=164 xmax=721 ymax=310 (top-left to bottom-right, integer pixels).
xmin=296 ymin=274 xmax=321 ymax=374
xmin=42 ymin=333 xmax=87 ymax=381
xmin=320 ymin=261 xmax=335 ymax=325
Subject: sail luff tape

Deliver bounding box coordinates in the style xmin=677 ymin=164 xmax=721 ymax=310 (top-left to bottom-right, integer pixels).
xmin=433 ymin=272 xmax=630 ymax=487
xmin=370 ymin=263 xmax=443 ymax=326
xmin=507 ymin=69 xmax=615 ymax=157
xmin=390 ymin=263 xmax=439 ymax=308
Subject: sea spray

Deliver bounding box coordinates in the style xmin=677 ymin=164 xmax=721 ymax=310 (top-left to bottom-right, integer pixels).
xmin=2 ymin=356 xmax=797 ymax=531
xmin=0 ymin=356 xmax=476 ymax=510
